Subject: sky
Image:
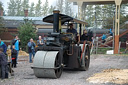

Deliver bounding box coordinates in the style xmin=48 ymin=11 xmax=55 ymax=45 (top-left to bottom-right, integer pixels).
xmin=1 ymin=0 xmax=78 ymax=15
xmin=1 ymin=0 xmax=58 ymax=12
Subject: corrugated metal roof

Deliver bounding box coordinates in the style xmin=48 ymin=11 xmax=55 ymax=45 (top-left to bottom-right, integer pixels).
xmin=2 ymin=16 xmax=52 ymax=28
xmin=3 ymin=16 xmax=44 ymax=21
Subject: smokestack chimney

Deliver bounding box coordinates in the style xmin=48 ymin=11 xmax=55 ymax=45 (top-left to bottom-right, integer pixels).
xmin=0 ymin=9 xmax=3 ymax=16
xmin=24 ymin=9 xmax=28 ymax=17
xmin=53 ymin=10 xmax=60 ymax=33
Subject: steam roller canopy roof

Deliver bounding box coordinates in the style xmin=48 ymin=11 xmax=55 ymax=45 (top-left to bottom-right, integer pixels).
xmin=43 ymin=14 xmax=88 ymax=25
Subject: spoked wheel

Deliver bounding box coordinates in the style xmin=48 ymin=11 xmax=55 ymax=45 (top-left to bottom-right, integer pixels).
xmin=54 ymin=53 xmax=63 ymax=78
xmin=80 ymin=46 xmax=90 ymax=71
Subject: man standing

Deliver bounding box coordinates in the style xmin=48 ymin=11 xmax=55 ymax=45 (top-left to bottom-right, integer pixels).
xmin=12 ymin=36 xmax=20 ymax=63
xmin=37 ymin=36 xmax=44 ymax=47
xmin=27 ymin=38 xmax=36 ymax=63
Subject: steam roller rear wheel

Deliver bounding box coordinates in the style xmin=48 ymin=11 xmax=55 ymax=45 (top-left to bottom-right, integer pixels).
xmin=80 ymin=46 xmax=90 ymax=71
xmin=32 ymin=51 xmax=62 ymax=78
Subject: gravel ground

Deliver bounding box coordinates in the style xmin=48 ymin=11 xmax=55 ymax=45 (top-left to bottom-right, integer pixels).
xmin=1 ymin=54 xmax=128 ymax=85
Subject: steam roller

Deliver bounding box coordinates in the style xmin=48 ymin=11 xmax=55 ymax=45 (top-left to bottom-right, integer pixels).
xmin=32 ymin=10 xmax=90 ymax=78
xmin=33 ymin=51 xmax=62 ymax=78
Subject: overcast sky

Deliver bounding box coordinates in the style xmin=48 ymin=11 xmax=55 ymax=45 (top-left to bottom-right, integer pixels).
xmin=1 ymin=0 xmax=78 ymax=15
xmin=1 ymin=0 xmax=57 ymax=12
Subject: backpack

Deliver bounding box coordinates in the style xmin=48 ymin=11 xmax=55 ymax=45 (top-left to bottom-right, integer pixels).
xmin=10 ymin=39 xmax=17 ymax=49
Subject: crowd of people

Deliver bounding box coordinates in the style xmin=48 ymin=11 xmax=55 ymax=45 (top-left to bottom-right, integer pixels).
xmin=0 ymin=35 xmax=21 ymax=80
xmin=0 ymin=23 xmax=93 ymax=80
xmin=0 ymin=23 xmax=127 ymax=80
xmin=0 ymin=35 xmax=45 ymax=80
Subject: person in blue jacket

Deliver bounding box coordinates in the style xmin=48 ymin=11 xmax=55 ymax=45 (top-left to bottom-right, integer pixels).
xmin=12 ymin=36 xmax=20 ymax=63
xmin=27 ymin=38 xmax=36 ymax=63
xmin=0 ymin=38 xmax=7 ymax=55
xmin=102 ymin=34 xmax=107 ymax=43
xmin=109 ymin=28 xmax=113 ymax=36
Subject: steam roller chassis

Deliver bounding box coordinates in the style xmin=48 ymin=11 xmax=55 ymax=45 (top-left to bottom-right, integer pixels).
xmin=32 ymin=10 xmax=90 ymax=79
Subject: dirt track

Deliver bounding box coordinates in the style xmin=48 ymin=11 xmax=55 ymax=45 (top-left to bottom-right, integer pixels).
xmin=1 ymin=54 xmax=128 ymax=85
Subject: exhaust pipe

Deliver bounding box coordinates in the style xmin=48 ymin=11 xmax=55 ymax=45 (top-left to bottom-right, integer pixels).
xmin=53 ymin=10 xmax=60 ymax=33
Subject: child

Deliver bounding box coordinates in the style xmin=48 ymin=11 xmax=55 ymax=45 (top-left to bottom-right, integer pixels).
xmin=11 ymin=45 xmax=17 ymax=68
xmin=0 ymin=48 xmax=8 ymax=79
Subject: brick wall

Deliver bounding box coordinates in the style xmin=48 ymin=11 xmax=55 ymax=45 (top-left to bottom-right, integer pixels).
xmin=0 ymin=28 xmax=18 ymax=45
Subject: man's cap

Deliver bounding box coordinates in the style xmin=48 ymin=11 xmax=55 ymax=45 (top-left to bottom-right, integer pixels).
xmin=68 ymin=23 xmax=73 ymax=26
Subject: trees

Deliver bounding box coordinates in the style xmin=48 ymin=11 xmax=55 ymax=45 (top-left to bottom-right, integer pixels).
xmin=85 ymin=5 xmax=95 ymax=27
xmin=64 ymin=0 xmax=72 ymax=16
xmin=42 ymin=0 xmax=49 ymax=16
xmin=6 ymin=0 xmax=75 ymax=17
xmin=15 ymin=0 xmax=22 ymax=16
xmin=35 ymin=0 xmax=42 ymax=17
xmin=84 ymin=4 xmax=128 ymax=29
xmin=18 ymin=19 xmax=37 ymax=50
xmin=0 ymin=1 xmax=6 ymax=34
xmin=7 ymin=0 xmax=29 ymax=16
xmin=7 ymin=0 xmax=16 ymax=16
xmin=29 ymin=2 xmax=35 ymax=17
xmin=20 ymin=0 xmax=29 ymax=16
xmin=56 ymin=0 xmax=64 ymax=13
xmin=0 ymin=1 xmax=3 ymax=10
xmin=48 ymin=5 xmax=56 ymax=15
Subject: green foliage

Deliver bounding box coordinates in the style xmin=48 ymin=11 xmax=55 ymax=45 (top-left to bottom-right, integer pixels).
xmin=56 ymin=0 xmax=64 ymax=13
xmin=15 ymin=0 xmax=22 ymax=16
xmin=35 ymin=0 xmax=42 ymax=17
xmin=7 ymin=0 xmax=29 ymax=16
xmin=85 ymin=4 xmax=128 ymax=29
xmin=64 ymin=0 xmax=73 ymax=17
xmin=0 ymin=16 xmax=5 ymax=34
xmin=7 ymin=0 xmax=16 ymax=16
xmin=6 ymin=0 xmax=75 ymax=17
xmin=0 ymin=1 xmax=6 ymax=34
xmin=29 ymin=2 xmax=35 ymax=17
xmin=21 ymin=0 xmax=29 ymax=16
xmin=42 ymin=0 xmax=49 ymax=16
xmin=0 ymin=1 xmax=3 ymax=10
xmin=120 ymin=15 xmax=128 ymax=28
xmin=18 ymin=19 xmax=37 ymax=51
xmin=85 ymin=5 xmax=95 ymax=27
xmin=97 ymin=48 xmax=112 ymax=54
xmin=48 ymin=5 xmax=56 ymax=15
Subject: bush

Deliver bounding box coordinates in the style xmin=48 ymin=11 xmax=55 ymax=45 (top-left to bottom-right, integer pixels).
xmin=18 ymin=19 xmax=37 ymax=51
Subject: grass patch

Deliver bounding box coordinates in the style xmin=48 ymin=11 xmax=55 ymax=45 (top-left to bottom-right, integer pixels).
xmin=97 ymin=48 xmax=112 ymax=54
xmin=94 ymin=48 xmax=128 ymax=55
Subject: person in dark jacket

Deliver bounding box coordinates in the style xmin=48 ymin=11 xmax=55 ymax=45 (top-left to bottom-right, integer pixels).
xmin=67 ymin=23 xmax=77 ymax=34
xmin=0 ymin=38 xmax=7 ymax=55
xmin=81 ymin=29 xmax=88 ymax=41
xmin=102 ymin=34 xmax=107 ymax=43
xmin=37 ymin=36 xmax=44 ymax=47
xmin=109 ymin=28 xmax=113 ymax=36
xmin=11 ymin=45 xmax=17 ymax=68
xmin=87 ymin=29 xmax=93 ymax=42
xmin=27 ymin=38 xmax=36 ymax=63
xmin=0 ymin=48 xmax=8 ymax=79
xmin=11 ymin=36 xmax=20 ymax=64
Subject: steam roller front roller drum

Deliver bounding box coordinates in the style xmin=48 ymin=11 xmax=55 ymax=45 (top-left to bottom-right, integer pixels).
xmin=33 ymin=51 xmax=62 ymax=78
xmin=80 ymin=44 xmax=90 ymax=71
